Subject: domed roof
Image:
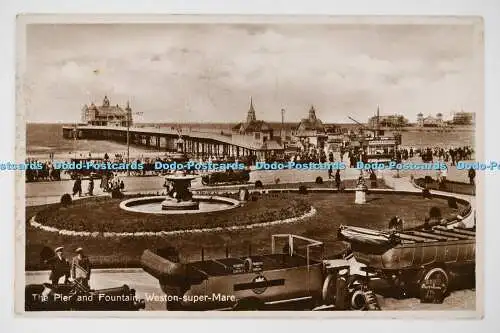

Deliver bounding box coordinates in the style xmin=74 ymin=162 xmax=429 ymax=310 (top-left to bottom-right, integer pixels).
xmin=296 ymin=105 xmax=325 ymax=132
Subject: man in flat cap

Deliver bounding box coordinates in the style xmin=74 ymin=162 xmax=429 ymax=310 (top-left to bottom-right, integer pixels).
xmin=71 ymin=247 xmax=92 ymax=289
xmin=47 ymin=246 xmax=70 ymax=285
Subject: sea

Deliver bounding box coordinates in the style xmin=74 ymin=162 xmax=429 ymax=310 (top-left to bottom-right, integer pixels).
xmin=26 ymin=123 xmax=475 ymax=160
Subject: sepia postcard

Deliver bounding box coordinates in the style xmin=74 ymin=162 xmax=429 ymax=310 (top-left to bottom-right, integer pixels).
xmin=15 ymin=14 xmax=484 ymax=318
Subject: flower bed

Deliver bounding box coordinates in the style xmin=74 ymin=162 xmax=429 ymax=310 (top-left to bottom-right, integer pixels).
xmin=33 ymin=193 xmax=311 ymax=233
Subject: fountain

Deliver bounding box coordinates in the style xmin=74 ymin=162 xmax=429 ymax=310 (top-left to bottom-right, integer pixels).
xmin=119 ymin=171 xmax=241 ymax=215
xmin=161 ymin=173 xmax=199 ymax=210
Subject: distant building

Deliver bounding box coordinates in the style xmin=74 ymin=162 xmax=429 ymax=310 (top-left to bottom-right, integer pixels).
xmin=368 ymin=114 xmax=408 ymax=128
xmin=452 ymin=111 xmax=475 ymax=125
xmin=417 ymin=113 xmax=443 ymax=127
xmin=231 ymin=98 xmax=283 ymax=156
xmin=232 ymin=97 xmax=274 ymax=142
xmin=293 ymin=105 xmax=328 ymax=150
xmin=81 ymin=96 xmax=132 ymax=127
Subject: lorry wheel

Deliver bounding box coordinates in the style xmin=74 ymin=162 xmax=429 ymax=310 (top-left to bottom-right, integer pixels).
xmin=420 ymin=266 xmax=450 ymax=295
xmin=321 ymin=274 xmax=336 ymax=305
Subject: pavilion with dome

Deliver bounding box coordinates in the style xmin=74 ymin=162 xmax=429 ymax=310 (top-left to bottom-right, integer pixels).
xmin=81 ymin=96 xmax=132 ymax=127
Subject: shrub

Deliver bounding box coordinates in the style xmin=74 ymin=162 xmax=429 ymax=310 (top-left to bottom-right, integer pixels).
xmin=298 ymin=185 xmax=308 ymax=195
xmin=447 ymin=197 xmax=458 ymax=208
xmin=255 ymin=180 xmax=263 ymax=188
xmin=424 ymin=176 xmax=433 ymax=184
xmin=429 ymin=206 xmax=442 ymax=219
xmin=315 ymin=176 xmax=323 ymax=184
xmin=60 ymin=193 xmax=72 ymax=206
xmin=111 ymin=188 xmax=124 ymax=199
xmin=40 ymin=246 xmax=55 ymax=263
xmin=422 ymin=188 xmax=431 ymax=199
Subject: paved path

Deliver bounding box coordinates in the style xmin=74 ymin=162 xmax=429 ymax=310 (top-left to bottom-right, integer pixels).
xmin=26 ymin=168 xmax=364 ymax=206
xmin=381 ymin=169 xmax=476 ymax=209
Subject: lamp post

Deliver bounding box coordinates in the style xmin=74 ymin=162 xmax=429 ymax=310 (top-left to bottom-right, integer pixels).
xmin=125 ymin=106 xmax=143 ymax=176
xmin=73 ymin=122 xmax=78 ymax=159
xmin=281 ymin=108 xmax=285 ymax=142
xmin=127 ymin=113 xmax=130 ymax=175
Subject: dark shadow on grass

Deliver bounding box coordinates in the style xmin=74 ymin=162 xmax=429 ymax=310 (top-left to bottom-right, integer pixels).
xmin=365 ymin=197 xmax=383 ymax=203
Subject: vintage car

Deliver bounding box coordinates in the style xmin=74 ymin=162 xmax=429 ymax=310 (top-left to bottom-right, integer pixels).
xmin=338 ymin=224 xmax=476 ymax=298
xmin=25 ymin=282 xmax=146 ymax=311
xmin=141 ymin=234 xmax=379 ymax=311
xmin=201 ymin=169 xmax=250 ymax=186
xmin=65 ymin=157 xmax=113 ymax=180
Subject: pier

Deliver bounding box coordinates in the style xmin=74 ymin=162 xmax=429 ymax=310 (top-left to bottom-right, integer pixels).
xmin=62 ymin=125 xmax=284 ymax=159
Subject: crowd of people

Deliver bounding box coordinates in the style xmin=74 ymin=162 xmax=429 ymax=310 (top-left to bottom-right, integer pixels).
xmin=412 ymin=146 xmax=474 ymax=164
xmin=26 ymin=144 xmax=476 ymax=187
xmin=71 ymin=173 xmax=125 ymax=197
xmin=25 ymin=159 xmax=61 ymax=182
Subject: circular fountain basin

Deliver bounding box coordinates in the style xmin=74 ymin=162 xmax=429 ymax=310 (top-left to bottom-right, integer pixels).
xmin=161 ymin=198 xmax=199 ymax=210
xmin=120 ymin=195 xmax=240 ymax=215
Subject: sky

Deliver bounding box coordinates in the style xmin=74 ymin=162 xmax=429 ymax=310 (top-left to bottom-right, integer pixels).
xmin=23 ymin=21 xmax=482 ymax=123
